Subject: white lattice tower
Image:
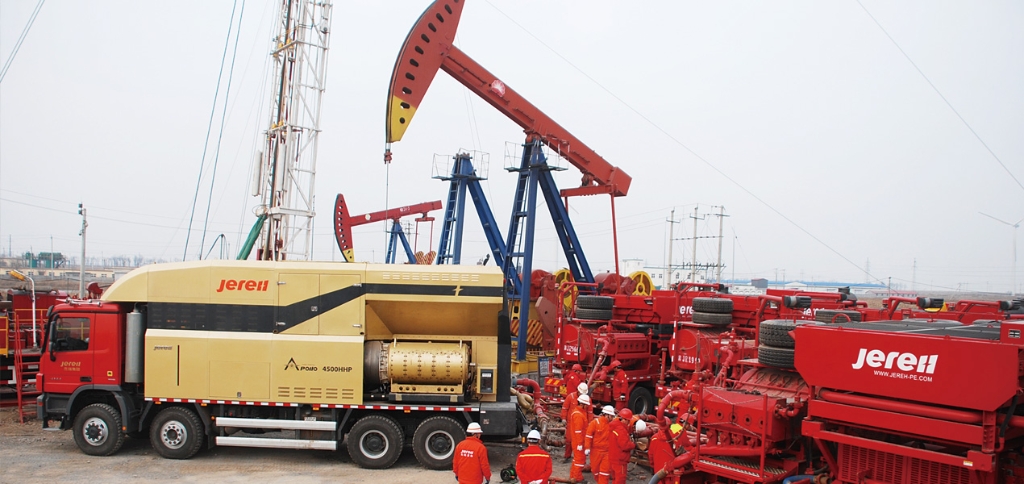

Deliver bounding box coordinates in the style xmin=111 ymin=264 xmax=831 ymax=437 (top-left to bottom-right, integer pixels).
xmin=253 ymin=0 xmax=332 ymax=260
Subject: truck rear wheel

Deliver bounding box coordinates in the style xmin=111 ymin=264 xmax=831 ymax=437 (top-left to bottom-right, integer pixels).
xmin=347 ymin=415 xmax=404 ymax=469
xmin=73 ymin=403 xmax=125 ymax=456
xmin=150 ymin=407 xmax=205 ymax=459
xmin=412 ymin=415 xmax=465 ymax=470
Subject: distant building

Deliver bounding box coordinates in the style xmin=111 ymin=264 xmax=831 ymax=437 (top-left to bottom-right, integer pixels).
xmin=621 ymin=258 xmax=893 ymax=296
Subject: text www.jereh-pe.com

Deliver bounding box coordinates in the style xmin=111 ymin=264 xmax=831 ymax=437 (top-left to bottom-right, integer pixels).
xmin=872 ymin=369 xmax=933 ymax=382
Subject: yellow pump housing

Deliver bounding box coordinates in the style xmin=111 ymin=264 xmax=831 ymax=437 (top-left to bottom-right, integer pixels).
xmin=102 ymin=260 xmax=504 ymax=405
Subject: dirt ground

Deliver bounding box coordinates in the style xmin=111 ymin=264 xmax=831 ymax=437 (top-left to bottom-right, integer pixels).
xmin=0 ymin=408 xmax=656 ymax=483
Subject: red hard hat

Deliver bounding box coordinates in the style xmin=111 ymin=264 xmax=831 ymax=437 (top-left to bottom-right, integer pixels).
xmin=618 ymin=408 xmax=634 ymax=420
xmin=571 ymin=364 xmax=583 ymax=371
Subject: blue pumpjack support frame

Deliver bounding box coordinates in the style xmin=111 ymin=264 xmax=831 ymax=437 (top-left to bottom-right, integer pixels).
xmin=505 ymin=140 xmax=594 ymax=360
xmin=436 ymin=154 xmax=511 ymax=276
xmin=385 ymin=221 xmax=417 ymax=264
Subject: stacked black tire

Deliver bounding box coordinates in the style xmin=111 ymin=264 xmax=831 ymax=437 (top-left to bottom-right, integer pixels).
xmin=814 ymin=309 xmax=862 ymax=324
xmin=757 ymin=319 xmax=816 ymax=369
xmin=575 ymin=295 xmax=614 ymax=321
xmin=691 ymin=297 xmax=734 ymax=327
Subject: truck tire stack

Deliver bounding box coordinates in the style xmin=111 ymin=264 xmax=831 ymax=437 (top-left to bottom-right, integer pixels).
xmin=575 ymin=295 xmax=613 ymax=321
xmin=691 ymin=297 xmax=734 ymax=326
xmin=757 ymin=319 xmax=816 ymax=369
xmin=814 ymin=309 xmax=862 ymax=324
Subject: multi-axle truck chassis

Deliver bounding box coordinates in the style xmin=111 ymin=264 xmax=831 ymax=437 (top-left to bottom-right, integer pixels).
xmin=37 ymin=260 xmax=523 ymax=469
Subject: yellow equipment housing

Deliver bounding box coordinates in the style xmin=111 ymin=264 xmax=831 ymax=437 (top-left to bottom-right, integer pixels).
xmin=102 ymin=260 xmax=505 ymax=405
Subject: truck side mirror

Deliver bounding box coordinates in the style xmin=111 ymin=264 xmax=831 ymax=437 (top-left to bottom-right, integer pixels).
xmin=47 ymin=320 xmax=57 ymax=361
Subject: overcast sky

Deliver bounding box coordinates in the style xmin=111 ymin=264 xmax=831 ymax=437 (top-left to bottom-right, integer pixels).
xmin=1 ymin=1 xmax=1021 ymax=293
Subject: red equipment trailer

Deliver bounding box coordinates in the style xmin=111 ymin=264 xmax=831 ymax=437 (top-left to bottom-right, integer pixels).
xmin=797 ymin=319 xmax=1024 ymax=484
xmin=541 ymin=284 xmax=861 ymax=413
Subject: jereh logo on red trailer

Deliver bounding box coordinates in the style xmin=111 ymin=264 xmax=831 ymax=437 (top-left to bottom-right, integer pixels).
xmin=852 ymin=348 xmax=938 ymax=375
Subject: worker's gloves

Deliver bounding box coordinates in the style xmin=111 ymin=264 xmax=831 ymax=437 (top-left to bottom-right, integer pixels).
xmin=576 ymin=445 xmax=583 ymax=451
xmin=585 ymin=449 xmax=591 ymax=456
xmin=485 ymin=480 xmax=490 ymax=484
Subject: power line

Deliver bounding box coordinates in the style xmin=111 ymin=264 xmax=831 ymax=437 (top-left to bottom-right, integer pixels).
xmin=0 ymin=197 xmax=239 ymax=232
xmin=184 ymin=0 xmax=242 ymax=261
xmin=855 ymin=0 xmax=1024 ymax=194
xmin=199 ymin=0 xmax=247 ymax=259
xmin=483 ymin=1 xmax=879 ymax=284
xmin=0 ymin=0 xmax=45 ymax=84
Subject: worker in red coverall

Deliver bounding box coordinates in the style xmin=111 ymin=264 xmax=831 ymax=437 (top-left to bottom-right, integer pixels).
xmin=454 ymin=422 xmax=491 ymax=484
xmin=569 ymin=394 xmax=592 ymax=483
xmin=608 ymin=408 xmax=636 ymax=484
xmin=516 ymin=429 xmax=552 ymax=484
xmin=585 ymin=406 xmax=615 ymax=484
xmin=564 ymin=364 xmax=583 ymax=398
xmin=561 ymin=381 xmax=589 ymax=461
xmin=647 ymin=423 xmax=682 ymax=484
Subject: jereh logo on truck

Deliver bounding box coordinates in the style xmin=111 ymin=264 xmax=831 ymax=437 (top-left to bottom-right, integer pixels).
xmin=851 ymin=348 xmax=938 ymax=374
xmin=216 ymin=279 xmax=270 ymax=292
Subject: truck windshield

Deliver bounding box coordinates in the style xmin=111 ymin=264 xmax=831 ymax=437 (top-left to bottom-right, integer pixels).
xmin=52 ymin=317 xmax=90 ymax=351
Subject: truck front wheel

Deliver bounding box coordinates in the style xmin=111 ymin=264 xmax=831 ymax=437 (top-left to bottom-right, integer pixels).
xmin=73 ymin=403 xmax=126 ymax=456
xmin=347 ymin=415 xmax=404 ymax=469
xmin=150 ymin=407 xmax=205 ymax=459
xmin=412 ymin=416 xmax=465 ymax=470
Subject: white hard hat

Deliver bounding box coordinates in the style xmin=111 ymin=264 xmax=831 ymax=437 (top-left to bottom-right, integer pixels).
xmin=577 ymin=382 xmax=589 ymax=395
xmin=527 ymin=429 xmax=541 ymax=442
xmin=634 ymin=420 xmax=647 ymax=432
xmin=467 ymin=422 xmax=483 ymax=434
xmin=602 ymin=405 xmax=615 ymax=416
xmin=577 ymin=394 xmax=591 ymax=406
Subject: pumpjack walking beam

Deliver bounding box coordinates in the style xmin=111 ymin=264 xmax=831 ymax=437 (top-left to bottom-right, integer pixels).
xmin=386 ymin=0 xmax=631 ymax=359
xmin=333 ymin=194 xmax=442 ymax=263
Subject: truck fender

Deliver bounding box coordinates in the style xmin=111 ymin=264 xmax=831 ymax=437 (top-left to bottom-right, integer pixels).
xmin=62 ymin=385 xmax=140 ymax=434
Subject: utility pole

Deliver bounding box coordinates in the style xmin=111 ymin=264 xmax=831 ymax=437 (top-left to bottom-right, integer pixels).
xmin=912 ymin=258 xmax=917 ymax=291
xmin=665 ymin=209 xmax=677 ymax=288
xmin=690 ymin=206 xmax=699 ymax=283
xmin=78 ymin=204 xmax=87 ymax=297
xmin=713 ymin=206 xmax=727 ymax=283
xmin=731 ymin=234 xmax=736 ymax=283
xmin=979 ymin=212 xmax=1022 ymax=296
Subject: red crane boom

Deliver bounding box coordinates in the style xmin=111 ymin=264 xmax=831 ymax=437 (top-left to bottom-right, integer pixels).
xmin=385 ymin=0 xmax=631 ymax=198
